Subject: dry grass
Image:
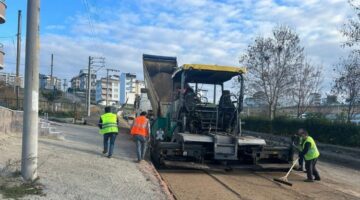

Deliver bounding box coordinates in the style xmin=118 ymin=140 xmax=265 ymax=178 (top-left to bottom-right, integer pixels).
xmin=0 ymin=159 xmax=45 ymax=199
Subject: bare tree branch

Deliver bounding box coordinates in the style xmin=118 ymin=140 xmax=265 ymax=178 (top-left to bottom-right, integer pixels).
xmin=240 ymin=25 xmax=304 ymax=120
xmin=333 ymin=51 xmax=360 ymax=122
xmin=291 ymin=60 xmax=323 ymax=117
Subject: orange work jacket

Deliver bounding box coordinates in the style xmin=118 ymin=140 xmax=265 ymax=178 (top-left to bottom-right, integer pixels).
xmin=131 ymin=116 xmax=149 ymax=137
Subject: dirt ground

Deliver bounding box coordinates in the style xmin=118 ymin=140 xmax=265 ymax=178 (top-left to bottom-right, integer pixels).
xmin=160 ymin=162 xmax=360 ymax=200
xmin=0 ymin=123 xmax=169 ymax=200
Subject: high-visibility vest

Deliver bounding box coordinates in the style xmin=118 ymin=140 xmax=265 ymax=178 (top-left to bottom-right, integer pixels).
xmin=99 ymin=113 xmax=118 ymax=135
xmin=302 ymin=136 xmax=320 ymax=160
xmin=131 ymin=116 xmax=149 ymax=137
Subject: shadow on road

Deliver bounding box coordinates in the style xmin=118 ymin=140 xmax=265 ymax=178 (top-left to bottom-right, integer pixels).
xmin=39 ymin=140 xmax=101 ymax=157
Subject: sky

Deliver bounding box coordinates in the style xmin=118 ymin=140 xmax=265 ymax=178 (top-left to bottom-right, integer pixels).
xmin=0 ymin=0 xmax=355 ymax=93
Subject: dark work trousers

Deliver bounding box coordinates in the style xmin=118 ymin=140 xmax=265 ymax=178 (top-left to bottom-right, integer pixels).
xmin=305 ymin=158 xmax=320 ymax=180
xmin=298 ymin=154 xmax=304 ymax=170
xmin=104 ymin=133 xmax=117 ymax=156
xmin=134 ymin=135 xmax=148 ymax=161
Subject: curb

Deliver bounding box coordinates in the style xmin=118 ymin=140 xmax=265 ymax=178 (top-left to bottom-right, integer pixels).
xmin=146 ymin=161 xmax=177 ymax=200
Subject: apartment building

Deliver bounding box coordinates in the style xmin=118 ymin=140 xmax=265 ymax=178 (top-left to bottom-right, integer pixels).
xmin=96 ymin=76 xmax=120 ymax=106
xmin=119 ymin=73 xmax=137 ymax=105
xmin=39 ymin=74 xmax=62 ymax=90
xmin=0 ymin=72 xmax=24 ymax=87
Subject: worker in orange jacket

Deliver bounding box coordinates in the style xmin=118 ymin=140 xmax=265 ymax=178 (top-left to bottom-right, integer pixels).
xmin=131 ymin=111 xmax=150 ymax=162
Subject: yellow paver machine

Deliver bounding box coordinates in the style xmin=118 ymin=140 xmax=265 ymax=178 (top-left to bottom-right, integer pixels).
xmin=143 ymin=54 xmax=294 ymax=168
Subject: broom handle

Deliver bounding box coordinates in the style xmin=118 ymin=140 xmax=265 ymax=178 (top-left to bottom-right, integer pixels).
xmin=285 ymin=158 xmax=299 ymax=178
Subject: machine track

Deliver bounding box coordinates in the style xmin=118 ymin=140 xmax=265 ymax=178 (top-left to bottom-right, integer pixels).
xmin=201 ymin=169 xmax=247 ymax=200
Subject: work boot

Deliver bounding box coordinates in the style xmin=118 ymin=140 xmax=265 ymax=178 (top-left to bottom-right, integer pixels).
xmin=304 ymin=179 xmax=314 ymax=183
xmin=107 ymin=155 xmax=112 ymax=159
xmin=102 ymin=150 xmax=107 ymax=154
xmin=315 ymin=177 xmax=321 ymax=181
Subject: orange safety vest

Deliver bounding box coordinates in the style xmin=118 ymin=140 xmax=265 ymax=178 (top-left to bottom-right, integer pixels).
xmin=131 ymin=116 xmax=149 ymax=137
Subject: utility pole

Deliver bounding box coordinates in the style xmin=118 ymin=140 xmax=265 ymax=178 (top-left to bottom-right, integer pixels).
xmin=106 ymin=69 xmax=109 ymax=106
xmin=86 ymin=56 xmax=91 ymax=117
xmin=50 ymin=53 xmax=54 ymax=90
xmin=63 ymin=78 xmax=67 ymax=92
xmin=16 ymin=10 xmax=22 ymax=110
xmin=86 ymin=57 xmax=105 ymax=116
xmin=105 ymin=68 xmax=120 ymax=106
xmin=21 ymin=0 xmax=40 ymax=181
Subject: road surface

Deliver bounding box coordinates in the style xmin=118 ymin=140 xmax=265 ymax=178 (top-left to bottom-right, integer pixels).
xmin=0 ymin=123 xmax=170 ymax=200
xmin=159 ymin=161 xmax=360 ymax=200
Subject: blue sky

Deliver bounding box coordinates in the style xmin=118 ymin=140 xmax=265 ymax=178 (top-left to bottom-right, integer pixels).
xmin=0 ymin=0 xmax=354 ymax=93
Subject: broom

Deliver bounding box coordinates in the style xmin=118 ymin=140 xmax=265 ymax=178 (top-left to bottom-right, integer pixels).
xmin=273 ymin=158 xmax=299 ymax=186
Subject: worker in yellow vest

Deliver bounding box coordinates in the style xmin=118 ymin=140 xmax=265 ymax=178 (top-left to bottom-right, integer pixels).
xmin=298 ymin=129 xmax=321 ymax=182
xmin=131 ymin=111 xmax=150 ymax=162
xmin=98 ymin=106 xmax=119 ymax=158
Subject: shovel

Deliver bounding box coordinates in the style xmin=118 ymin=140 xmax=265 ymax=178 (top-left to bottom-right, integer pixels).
xmin=273 ymin=158 xmax=299 ymax=186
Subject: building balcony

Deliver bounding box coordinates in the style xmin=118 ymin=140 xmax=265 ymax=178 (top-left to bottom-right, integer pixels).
xmin=0 ymin=43 xmax=4 ymax=70
xmin=0 ymin=0 xmax=6 ymax=24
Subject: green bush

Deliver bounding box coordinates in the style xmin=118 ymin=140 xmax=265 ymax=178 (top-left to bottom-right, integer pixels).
xmin=243 ymin=117 xmax=360 ymax=147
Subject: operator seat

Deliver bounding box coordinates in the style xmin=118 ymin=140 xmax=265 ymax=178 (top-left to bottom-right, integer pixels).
xmin=219 ymin=90 xmax=235 ymax=109
xmin=218 ymin=90 xmax=236 ymax=130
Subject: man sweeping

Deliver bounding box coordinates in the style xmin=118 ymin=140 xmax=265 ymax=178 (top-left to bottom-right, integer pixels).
xmin=298 ymin=129 xmax=321 ymax=182
xmin=130 ymin=111 xmax=150 ymax=162
xmin=98 ymin=106 xmax=119 ymax=158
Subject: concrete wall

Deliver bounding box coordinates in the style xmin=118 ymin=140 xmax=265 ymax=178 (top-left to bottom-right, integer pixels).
xmin=0 ymin=106 xmax=23 ymax=134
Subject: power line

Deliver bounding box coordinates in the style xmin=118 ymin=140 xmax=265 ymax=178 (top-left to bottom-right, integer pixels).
xmin=80 ymin=0 xmax=105 ymax=56
xmin=81 ymin=0 xmax=96 ymax=40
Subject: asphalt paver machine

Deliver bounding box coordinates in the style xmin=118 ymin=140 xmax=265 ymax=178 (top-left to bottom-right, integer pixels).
xmin=143 ymin=54 xmax=294 ymax=168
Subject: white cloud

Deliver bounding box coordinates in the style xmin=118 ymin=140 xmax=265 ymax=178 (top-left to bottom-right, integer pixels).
xmin=2 ymin=0 xmax=355 ymax=92
xmin=45 ymin=25 xmax=66 ymax=31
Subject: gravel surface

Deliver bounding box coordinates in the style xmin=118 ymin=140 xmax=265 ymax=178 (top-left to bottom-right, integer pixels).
xmin=160 ymin=167 xmax=360 ymax=200
xmin=0 ymin=123 xmax=170 ymax=200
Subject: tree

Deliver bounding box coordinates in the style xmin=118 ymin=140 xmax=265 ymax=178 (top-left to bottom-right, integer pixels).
xmin=333 ymin=0 xmax=360 ymax=122
xmin=342 ymin=0 xmax=360 ymax=48
xmin=291 ymin=61 xmax=322 ymax=117
xmin=333 ymin=52 xmax=360 ymax=122
xmin=41 ymin=89 xmax=62 ymax=102
xmin=240 ymin=25 xmax=304 ymax=120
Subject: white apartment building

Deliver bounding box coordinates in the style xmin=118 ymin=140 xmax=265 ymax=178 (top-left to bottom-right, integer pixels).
xmin=0 ymin=72 xmax=24 ymax=88
xmin=70 ymin=75 xmax=80 ymax=90
xmin=119 ymin=73 xmax=145 ymax=105
xmin=78 ymin=69 xmax=97 ymax=91
xmin=39 ymin=74 xmax=62 ymax=90
xmin=134 ymin=80 xmax=145 ymax=94
xmin=120 ymin=73 xmax=137 ymax=105
xmin=96 ymin=76 xmax=120 ymax=106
